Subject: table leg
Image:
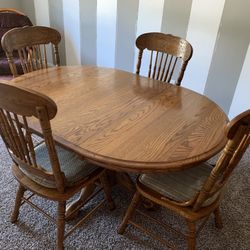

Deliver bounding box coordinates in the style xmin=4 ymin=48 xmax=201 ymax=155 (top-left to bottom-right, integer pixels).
xmin=115 ymin=172 xmax=156 ymax=210
xmin=65 ymin=172 xmax=136 ymax=220
xmin=115 ymin=172 xmax=136 ymax=192
xmin=65 ymin=183 xmax=96 ymax=219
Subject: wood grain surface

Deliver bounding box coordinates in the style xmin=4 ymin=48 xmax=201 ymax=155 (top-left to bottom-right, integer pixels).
xmin=11 ymin=66 xmax=228 ymax=173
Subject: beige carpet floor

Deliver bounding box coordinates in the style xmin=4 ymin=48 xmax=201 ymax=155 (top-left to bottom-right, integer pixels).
xmin=0 ymin=138 xmax=249 ymax=250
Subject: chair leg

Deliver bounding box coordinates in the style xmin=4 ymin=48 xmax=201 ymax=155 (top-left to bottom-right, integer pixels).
xmin=11 ymin=184 xmax=26 ymax=223
xmin=118 ymin=191 xmax=142 ymax=235
xmin=56 ymin=201 xmax=66 ymax=250
xmin=214 ymin=207 xmax=223 ymax=229
xmin=100 ymin=172 xmax=115 ymax=211
xmin=186 ymin=220 xmax=196 ymax=250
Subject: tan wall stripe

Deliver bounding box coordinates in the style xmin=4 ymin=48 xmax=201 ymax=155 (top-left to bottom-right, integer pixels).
xmin=48 ymin=0 xmax=66 ymax=65
xmin=161 ymin=0 xmax=192 ymax=38
xmin=204 ymin=0 xmax=250 ymax=113
xmin=79 ymin=0 xmax=97 ymax=65
xmin=115 ymin=0 xmax=139 ymax=72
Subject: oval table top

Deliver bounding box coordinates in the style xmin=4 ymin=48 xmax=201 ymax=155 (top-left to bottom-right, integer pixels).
xmin=11 ymin=66 xmax=228 ymax=173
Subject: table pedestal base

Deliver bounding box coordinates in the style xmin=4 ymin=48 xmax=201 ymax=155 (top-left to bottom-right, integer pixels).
xmin=65 ymin=172 xmax=135 ymax=218
xmin=66 ymin=183 xmax=96 ymax=219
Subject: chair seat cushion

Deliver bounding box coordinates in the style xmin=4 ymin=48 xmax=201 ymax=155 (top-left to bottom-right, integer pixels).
xmin=21 ymin=142 xmax=99 ymax=188
xmin=139 ymin=163 xmax=222 ymax=205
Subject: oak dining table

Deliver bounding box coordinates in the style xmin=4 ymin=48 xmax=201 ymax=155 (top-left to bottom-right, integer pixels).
xmin=11 ymin=65 xmax=228 ymax=214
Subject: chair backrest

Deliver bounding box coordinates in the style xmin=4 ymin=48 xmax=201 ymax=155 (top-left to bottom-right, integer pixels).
xmin=0 ymin=8 xmax=25 ymax=15
xmin=0 ymin=9 xmax=32 ymax=54
xmin=193 ymin=109 xmax=250 ymax=211
xmin=1 ymin=26 xmax=61 ymax=77
xmin=0 ymin=82 xmax=66 ymax=193
xmin=136 ymin=32 xmax=193 ymax=86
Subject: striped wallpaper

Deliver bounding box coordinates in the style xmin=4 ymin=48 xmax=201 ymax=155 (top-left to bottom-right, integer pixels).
xmin=1 ymin=0 xmax=250 ymax=118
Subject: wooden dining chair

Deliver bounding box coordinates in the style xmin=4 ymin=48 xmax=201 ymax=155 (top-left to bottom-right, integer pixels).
xmin=118 ymin=109 xmax=250 ymax=249
xmin=1 ymin=25 xmax=60 ymax=77
xmin=136 ymin=32 xmax=193 ymax=86
xmin=0 ymin=82 xmax=115 ymax=250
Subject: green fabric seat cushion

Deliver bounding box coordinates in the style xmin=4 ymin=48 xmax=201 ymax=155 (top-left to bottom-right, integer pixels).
xmin=21 ymin=142 xmax=99 ymax=188
xmin=139 ymin=163 xmax=223 ymax=206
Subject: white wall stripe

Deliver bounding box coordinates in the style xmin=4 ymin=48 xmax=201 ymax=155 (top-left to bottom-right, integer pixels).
xmin=134 ymin=0 xmax=165 ymax=76
xmin=228 ymin=43 xmax=250 ymax=119
xmin=34 ymin=0 xmax=50 ymax=26
xmin=182 ymin=0 xmax=225 ymax=94
xmin=62 ymin=0 xmax=81 ymax=65
xmin=97 ymin=0 xmax=117 ymax=68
